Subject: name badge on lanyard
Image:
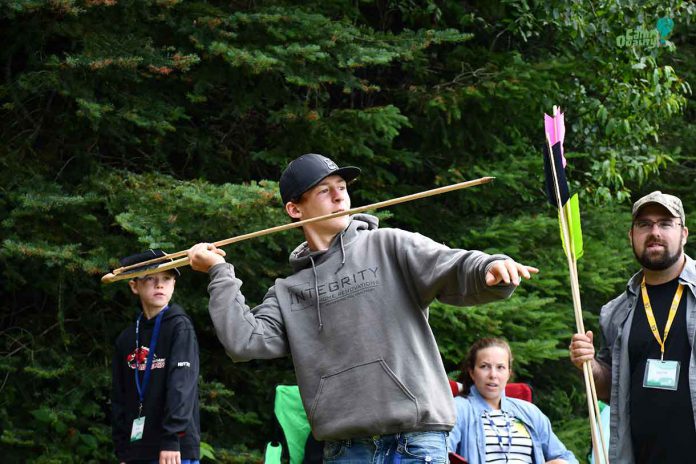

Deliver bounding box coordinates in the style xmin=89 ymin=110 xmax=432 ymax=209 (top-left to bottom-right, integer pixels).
xmin=643 ymin=359 xmax=680 ymax=390
xmin=640 ymin=277 xmax=682 ymax=391
xmin=130 ymin=306 xmax=169 ymax=442
xmin=130 ymin=416 xmax=145 ymax=442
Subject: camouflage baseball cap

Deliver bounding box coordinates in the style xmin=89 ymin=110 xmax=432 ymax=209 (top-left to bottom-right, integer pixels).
xmin=632 ymin=191 xmax=685 ymax=225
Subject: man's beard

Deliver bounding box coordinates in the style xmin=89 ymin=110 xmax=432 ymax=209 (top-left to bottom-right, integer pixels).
xmin=633 ymin=240 xmax=682 ymax=271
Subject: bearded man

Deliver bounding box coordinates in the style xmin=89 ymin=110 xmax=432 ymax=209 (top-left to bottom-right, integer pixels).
xmin=569 ymin=191 xmax=696 ymax=464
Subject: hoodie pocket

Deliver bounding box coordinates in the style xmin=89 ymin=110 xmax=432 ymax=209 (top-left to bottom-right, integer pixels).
xmin=309 ymin=359 xmax=419 ymax=439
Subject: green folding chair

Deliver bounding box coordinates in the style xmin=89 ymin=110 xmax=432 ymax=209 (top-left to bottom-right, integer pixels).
xmin=588 ymin=401 xmax=610 ymax=464
xmin=264 ymin=385 xmax=312 ymax=464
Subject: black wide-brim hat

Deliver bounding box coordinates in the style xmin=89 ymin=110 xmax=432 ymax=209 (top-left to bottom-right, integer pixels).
xmin=279 ymin=153 xmax=361 ymax=204
xmin=118 ymin=249 xmax=181 ymax=278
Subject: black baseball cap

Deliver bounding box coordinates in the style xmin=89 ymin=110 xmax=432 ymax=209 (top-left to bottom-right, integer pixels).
xmin=279 ymin=154 xmax=361 ymax=204
xmin=119 ymin=249 xmax=181 ymax=278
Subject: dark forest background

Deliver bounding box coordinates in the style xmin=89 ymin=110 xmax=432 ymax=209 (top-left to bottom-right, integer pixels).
xmin=1 ymin=0 xmax=695 ymax=462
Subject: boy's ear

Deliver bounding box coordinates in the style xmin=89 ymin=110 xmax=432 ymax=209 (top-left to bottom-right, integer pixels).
xmin=286 ymin=201 xmax=302 ymax=219
xmin=128 ymin=279 xmax=139 ymax=295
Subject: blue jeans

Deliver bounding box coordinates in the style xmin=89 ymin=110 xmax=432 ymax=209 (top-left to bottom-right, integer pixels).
xmin=323 ymin=431 xmax=448 ymax=463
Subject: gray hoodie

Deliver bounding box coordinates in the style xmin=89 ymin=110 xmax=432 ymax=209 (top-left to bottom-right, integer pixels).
xmin=207 ymin=214 xmax=515 ymax=440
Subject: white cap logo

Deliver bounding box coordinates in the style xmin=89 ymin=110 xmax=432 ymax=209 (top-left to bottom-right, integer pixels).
xmin=321 ymin=156 xmax=338 ymax=171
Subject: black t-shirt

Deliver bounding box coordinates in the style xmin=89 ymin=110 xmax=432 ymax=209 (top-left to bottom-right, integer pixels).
xmin=628 ymin=278 xmax=695 ymax=463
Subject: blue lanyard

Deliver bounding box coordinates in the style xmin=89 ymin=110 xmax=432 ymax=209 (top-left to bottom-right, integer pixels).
xmin=483 ymin=410 xmax=512 ymax=461
xmin=134 ymin=306 xmax=168 ymax=415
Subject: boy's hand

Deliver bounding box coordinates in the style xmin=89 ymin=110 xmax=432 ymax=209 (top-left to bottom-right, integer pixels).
xmin=159 ymin=450 xmax=181 ymax=464
xmin=485 ymin=259 xmax=539 ymax=286
xmin=188 ymin=243 xmax=227 ymax=272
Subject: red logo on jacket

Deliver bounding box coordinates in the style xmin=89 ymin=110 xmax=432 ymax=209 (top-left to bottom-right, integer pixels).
xmin=127 ymin=346 xmax=166 ymax=370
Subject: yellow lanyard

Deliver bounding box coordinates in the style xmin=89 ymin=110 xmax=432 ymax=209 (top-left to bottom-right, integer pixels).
xmin=640 ymin=276 xmax=684 ymax=360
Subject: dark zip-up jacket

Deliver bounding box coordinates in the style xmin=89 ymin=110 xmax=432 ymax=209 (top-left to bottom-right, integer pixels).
xmin=112 ymin=303 xmax=200 ymax=462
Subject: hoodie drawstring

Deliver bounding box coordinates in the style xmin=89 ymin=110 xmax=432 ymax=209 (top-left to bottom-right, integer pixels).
xmin=309 ymin=255 xmax=323 ymax=331
xmin=335 ymin=232 xmax=347 ymax=274
xmin=304 ymin=228 xmax=352 ymax=332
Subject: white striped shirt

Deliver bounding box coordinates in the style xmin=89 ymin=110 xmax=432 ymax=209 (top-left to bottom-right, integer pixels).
xmin=482 ymin=410 xmax=533 ymax=463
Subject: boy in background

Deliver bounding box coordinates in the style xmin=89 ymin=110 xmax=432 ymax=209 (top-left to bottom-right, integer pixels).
xmin=112 ymin=250 xmax=200 ymax=464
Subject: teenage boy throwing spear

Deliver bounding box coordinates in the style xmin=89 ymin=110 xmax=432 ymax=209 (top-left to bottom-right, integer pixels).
xmin=188 ymin=154 xmax=537 ymax=462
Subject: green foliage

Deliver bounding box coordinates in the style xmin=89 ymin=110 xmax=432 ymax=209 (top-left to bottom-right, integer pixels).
xmin=1 ymin=0 xmax=695 ymax=461
xmin=200 ymin=441 xmax=217 ymax=461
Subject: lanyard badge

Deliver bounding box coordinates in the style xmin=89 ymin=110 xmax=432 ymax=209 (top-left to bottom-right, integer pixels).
xmin=640 ymin=278 xmax=682 ymax=390
xmin=130 ymin=306 xmax=169 ymax=442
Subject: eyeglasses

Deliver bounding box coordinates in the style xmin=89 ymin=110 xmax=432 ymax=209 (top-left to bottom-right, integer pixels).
xmin=632 ymin=219 xmax=682 ymax=231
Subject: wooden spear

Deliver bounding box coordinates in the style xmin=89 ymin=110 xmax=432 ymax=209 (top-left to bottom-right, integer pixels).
xmin=101 ymin=176 xmax=495 ymax=284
